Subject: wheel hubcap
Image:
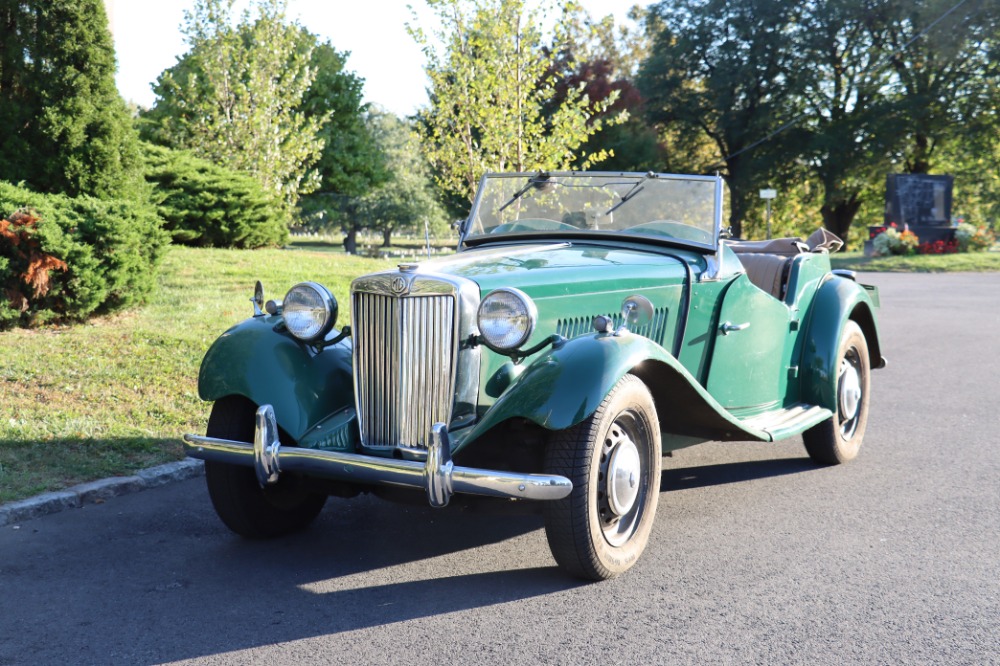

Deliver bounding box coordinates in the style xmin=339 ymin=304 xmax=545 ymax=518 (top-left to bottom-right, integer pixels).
xmin=607 ymin=435 xmax=641 ymax=516
xmin=837 ymin=349 xmax=864 ymax=439
xmin=839 ymin=358 xmax=861 ymax=421
xmin=597 ymin=415 xmax=649 ymax=547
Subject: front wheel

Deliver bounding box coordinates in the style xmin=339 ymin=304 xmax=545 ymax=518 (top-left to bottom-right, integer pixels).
xmin=204 ymin=396 xmax=327 ymax=538
xmin=543 ymin=374 xmax=662 ymax=580
xmin=803 ymin=321 xmax=871 ymax=464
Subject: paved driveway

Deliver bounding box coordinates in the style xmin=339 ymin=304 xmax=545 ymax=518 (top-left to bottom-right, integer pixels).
xmin=2 ymin=272 xmax=998 ymax=665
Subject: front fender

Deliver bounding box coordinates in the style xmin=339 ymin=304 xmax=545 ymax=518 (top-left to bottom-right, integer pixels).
xmin=463 ymin=332 xmax=769 ymax=444
xmin=800 ymin=275 xmax=885 ymax=411
xmin=197 ymin=316 xmax=354 ymax=441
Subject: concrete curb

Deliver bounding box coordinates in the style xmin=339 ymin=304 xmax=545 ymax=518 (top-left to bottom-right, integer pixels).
xmin=0 ymin=459 xmax=205 ymax=528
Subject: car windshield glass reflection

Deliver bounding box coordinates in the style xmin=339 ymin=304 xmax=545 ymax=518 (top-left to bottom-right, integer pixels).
xmin=466 ymin=173 xmax=720 ymax=249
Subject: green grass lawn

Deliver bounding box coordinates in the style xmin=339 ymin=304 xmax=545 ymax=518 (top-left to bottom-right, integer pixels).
xmin=831 ymin=248 xmax=1000 ymax=272
xmin=0 ymin=245 xmax=393 ymax=504
xmin=1 ymin=240 xmax=997 ymax=504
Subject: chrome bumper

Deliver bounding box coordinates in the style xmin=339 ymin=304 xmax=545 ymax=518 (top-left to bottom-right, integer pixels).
xmin=182 ymin=405 xmax=572 ymax=508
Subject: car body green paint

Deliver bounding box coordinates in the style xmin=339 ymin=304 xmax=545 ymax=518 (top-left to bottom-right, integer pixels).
xmin=799 ymin=274 xmax=885 ymax=412
xmin=460 ymin=329 xmax=773 ymax=446
xmin=189 ymin=171 xmax=883 ymax=477
xmin=197 ymin=316 xmax=354 ymax=442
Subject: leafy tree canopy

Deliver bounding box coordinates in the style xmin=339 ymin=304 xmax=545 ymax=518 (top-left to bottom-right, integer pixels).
xmin=410 ymin=0 xmax=623 ymax=204
xmin=140 ymin=0 xmax=323 ymax=214
xmin=351 ymin=109 xmax=450 ymax=248
xmin=300 ymin=36 xmax=389 ymax=199
xmin=638 ymin=0 xmax=804 ymax=237
xmin=638 ymin=0 xmax=1000 ymax=244
xmin=547 ymin=4 xmax=662 ymax=172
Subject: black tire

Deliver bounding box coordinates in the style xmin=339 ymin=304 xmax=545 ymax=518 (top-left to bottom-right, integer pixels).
xmin=803 ymin=320 xmax=871 ymax=465
xmin=204 ymin=395 xmax=327 ymax=538
xmin=543 ymin=374 xmax=662 ymax=580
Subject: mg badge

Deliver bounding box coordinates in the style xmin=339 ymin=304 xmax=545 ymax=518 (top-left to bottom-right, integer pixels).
xmin=391 ymin=276 xmax=408 ymax=295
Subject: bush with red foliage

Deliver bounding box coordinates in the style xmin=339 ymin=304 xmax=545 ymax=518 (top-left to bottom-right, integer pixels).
xmin=0 ymin=210 xmax=69 ymax=315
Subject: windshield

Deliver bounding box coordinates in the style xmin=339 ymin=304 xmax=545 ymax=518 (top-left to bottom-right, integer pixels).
xmin=464 ymin=172 xmax=723 ymax=251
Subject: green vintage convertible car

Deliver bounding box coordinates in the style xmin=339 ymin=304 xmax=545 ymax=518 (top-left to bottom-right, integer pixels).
xmin=184 ymin=171 xmax=884 ymax=580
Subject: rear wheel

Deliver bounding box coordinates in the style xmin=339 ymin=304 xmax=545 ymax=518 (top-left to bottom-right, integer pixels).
xmin=543 ymin=375 xmax=661 ymax=580
xmin=204 ymin=396 xmax=327 ymax=538
xmin=803 ymin=321 xmax=871 ymax=464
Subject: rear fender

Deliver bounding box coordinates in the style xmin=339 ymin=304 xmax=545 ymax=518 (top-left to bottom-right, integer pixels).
xmin=800 ymin=275 xmax=885 ymax=411
xmin=463 ymin=332 xmax=769 ymax=445
xmin=197 ymin=317 xmax=354 ymax=441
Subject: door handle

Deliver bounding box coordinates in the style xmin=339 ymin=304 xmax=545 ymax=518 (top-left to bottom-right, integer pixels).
xmin=720 ymin=321 xmax=750 ymax=335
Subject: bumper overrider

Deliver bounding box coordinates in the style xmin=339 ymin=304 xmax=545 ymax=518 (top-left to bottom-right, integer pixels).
xmin=183 ymin=405 xmax=572 ymax=508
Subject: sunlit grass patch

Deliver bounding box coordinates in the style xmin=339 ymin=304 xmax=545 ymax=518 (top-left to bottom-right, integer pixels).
xmin=0 ymin=245 xmax=390 ymax=504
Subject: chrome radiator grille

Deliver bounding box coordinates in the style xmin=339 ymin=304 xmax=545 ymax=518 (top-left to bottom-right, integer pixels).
xmin=352 ymin=291 xmax=457 ymax=451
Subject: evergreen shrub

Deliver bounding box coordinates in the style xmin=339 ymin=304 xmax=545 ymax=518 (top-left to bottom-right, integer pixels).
xmin=0 ymin=181 xmax=168 ymax=329
xmin=142 ymin=144 xmax=287 ymax=248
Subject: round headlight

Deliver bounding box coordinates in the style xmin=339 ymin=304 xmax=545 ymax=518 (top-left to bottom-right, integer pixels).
xmin=282 ymin=282 xmax=337 ymax=342
xmin=477 ymin=287 xmax=537 ymax=351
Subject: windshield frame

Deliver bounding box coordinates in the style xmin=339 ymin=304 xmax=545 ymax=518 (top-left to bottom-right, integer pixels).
xmin=460 ymin=171 xmax=725 ymax=254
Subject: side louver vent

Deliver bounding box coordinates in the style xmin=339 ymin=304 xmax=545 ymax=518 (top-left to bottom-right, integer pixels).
xmin=556 ymin=307 xmax=669 ymax=346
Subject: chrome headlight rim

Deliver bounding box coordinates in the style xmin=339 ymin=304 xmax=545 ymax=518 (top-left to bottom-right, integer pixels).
xmin=282 ymin=281 xmax=338 ymax=343
xmin=477 ymin=287 xmax=537 ymax=351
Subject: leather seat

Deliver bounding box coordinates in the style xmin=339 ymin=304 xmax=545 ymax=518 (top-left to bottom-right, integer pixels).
xmin=737 ymin=253 xmax=790 ymax=299
xmin=729 ymin=230 xmax=842 ymax=300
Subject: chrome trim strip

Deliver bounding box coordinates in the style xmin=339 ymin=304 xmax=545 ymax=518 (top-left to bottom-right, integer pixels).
xmin=183 ymin=408 xmax=571 ymax=504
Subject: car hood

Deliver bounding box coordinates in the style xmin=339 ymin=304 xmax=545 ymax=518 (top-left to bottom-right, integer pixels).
xmin=424 ymin=242 xmax=697 ymax=298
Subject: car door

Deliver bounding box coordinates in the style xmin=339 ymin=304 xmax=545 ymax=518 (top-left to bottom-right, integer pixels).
xmin=704 ymin=274 xmax=793 ymax=411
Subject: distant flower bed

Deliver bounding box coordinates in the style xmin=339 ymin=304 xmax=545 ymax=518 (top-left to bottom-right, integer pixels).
xmin=870 ymin=221 xmax=995 ymax=257
xmin=872 ymin=226 xmax=919 ymax=256
xmin=955 ymin=222 xmax=996 ymax=253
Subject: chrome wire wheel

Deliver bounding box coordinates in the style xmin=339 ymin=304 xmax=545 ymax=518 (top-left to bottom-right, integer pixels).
xmin=803 ymin=321 xmax=871 ymax=465
xmin=544 ymin=375 xmax=662 ymax=580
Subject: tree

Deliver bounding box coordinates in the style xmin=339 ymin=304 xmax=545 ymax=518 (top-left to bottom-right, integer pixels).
xmin=638 ymin=0 xmax=803 ymax=237
xmin=791 ymin=0 xmax=899 ymax=244
xmin=355 ymin=110 xmax=449 ymax=248
xmin=410 ymin=0 xmax=622 ymax=204
xmin=546 ymin=5 xmax=663 ymax=172
xmin=296 ymin=34 xmax=390 ymax=238
xmin=141 ymin=0 xmax=322 ymax=213
xmin=882 ymin=0 xmax=1000 ymax=174
xmin=300 ymin=36 xmax=388 ymax=198
xmin=0 ymin=0 xmax=144 ymax=200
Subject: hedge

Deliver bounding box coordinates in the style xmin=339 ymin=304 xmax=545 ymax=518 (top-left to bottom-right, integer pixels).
xmin=142 ymin=143 xmax=288 ymax=249
xmin=0 ymin=181 xmax=168 ymax=328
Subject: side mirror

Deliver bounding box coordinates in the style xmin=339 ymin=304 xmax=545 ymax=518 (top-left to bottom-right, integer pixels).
xmin=616 ymin=295 xmax=654 ymax=335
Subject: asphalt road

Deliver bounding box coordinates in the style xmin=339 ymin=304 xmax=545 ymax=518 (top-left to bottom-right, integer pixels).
xmin=2 ymin=272 xmax=998 ymax=666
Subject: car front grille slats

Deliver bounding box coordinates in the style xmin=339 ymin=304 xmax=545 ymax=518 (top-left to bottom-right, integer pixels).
xmin=352 ymin=291 xmax=456 ymax=451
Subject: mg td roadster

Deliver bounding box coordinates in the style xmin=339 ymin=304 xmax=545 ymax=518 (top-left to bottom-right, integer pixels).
xmin=184 ymin=171 xmax=884 ymax=580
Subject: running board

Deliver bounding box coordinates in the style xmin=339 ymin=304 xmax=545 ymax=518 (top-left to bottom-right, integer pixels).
xmin=737 ymin=403 xmax=833 ymax=441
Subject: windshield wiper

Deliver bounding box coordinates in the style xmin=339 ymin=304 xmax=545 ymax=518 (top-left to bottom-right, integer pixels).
xmin=605 ymin=172 xmax=655 ymax=215
xmin=499 ymin=172 xmax=550 ymax=213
